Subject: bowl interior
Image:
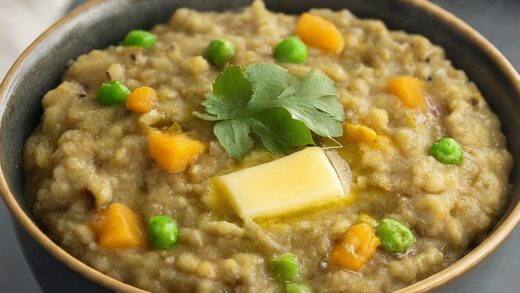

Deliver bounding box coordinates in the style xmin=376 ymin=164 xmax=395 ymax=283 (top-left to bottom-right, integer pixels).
xmin=1 ymin=0 xmax=519 ymax=290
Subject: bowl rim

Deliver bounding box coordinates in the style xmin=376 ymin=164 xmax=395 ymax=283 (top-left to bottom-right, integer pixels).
xmin=1 ymin=0 xmax=519 ymax=292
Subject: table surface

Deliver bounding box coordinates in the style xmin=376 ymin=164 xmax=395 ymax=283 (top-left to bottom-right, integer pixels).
xmin=1 ymin=0 xmax=519 ymax=292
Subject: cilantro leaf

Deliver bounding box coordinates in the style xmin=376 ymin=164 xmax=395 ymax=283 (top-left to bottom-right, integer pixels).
xmin=281 ymin=105 xmax=343 ymax=137
xmin=244 ymin=64 xmax=297 ymax=113
xmin=214 ymin=118 xmax=254 ymax=160
xmin=195 ymin=63 xmax=345 ymax=159
xmin=195 ymin=65 xmax=252 ymax=120
xmin=244 ymin=65 xmax=343 ymax=136
xmin=252 ymin=107 xmax=314 ymax=155
xmin=286 ymin=69 xmax=344 ymax=121
xmin=275 ymin=70 xmax=344 ymax=136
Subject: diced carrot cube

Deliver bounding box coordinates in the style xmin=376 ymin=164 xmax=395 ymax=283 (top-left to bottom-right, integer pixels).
xmin=148 ymin=131 xmax=206 ymax=173
xmin=92 ymin=203 xmax=145 ymax=249
xmin=126 ymin=86 xmax=157 ymax=113
xmin=295 ymin=13 xmax=345 ymax=54
xmin=343 ymin=124 xmax=378 ymax=145
xmin=386 ymin=76 xmax=426 ymax=109
xmin=330 ymin=223 xmax=380 ymax=271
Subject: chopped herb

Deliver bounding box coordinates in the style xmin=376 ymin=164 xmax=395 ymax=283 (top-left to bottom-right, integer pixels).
xmin=195 ymin=63 xmax=344 ymax=159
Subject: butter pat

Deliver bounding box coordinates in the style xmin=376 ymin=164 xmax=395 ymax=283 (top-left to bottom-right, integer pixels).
xmin=210 ymin=147 xmax=349 ymax=219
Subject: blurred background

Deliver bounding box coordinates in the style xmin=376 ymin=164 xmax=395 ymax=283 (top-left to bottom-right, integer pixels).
xmin=0 ymin=0 xmax=519 ymax=292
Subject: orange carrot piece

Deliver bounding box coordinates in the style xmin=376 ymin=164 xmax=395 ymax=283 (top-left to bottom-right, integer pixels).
xmin=93 ymin=203 xmax=145 ymax=249
xmin=148 ymin=131 xmax=206 ymax=173
xmin=126 ymin=86 xmax=157 ymax=113
xmin=295 ymin=13 xmax=345 ymax=54
xmin=330 ymin=223 xmax=380 ymax=271
xmin=386 ymin=76 xmax=426 ymax=109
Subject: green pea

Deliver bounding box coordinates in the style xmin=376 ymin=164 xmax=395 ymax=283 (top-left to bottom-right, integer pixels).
xmin=96 ymin=80 xmax=131 ymax=105
xmin=375 ymin=219 xmax=416 ymax=254
xmin=204 ymin=38 xmax=235 ymax=66
xmin=147 ymin=215 xmax=179 ymax=249
xmin=274 ymin=36 xmax=308 ymax=64
xmin=123 ymin=29 xmax=157 ymax=48
xmin=271 ymin=253 xmax=301 ymax=282
xmin=429 ymin=137 xmax=463 ymax=165
xmin=285 ymin=283 xmax=313 ymax=293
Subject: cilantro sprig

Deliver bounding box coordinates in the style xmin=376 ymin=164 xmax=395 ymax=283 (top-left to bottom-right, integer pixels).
xmin=195 ymin=63 xmax=344 ymax=159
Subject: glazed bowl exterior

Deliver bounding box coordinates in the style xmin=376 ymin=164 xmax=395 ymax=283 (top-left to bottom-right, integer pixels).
xmin=1 ymin=0 xmax=519 ymax=292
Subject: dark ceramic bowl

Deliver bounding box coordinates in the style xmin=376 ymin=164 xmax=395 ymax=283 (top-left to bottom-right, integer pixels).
xmin=1 ymin=0 xmax=519 ymax=292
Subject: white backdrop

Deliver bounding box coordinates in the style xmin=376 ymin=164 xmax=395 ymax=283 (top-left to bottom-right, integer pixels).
xmin=0 ymin=0 xmax=71 ymax=78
